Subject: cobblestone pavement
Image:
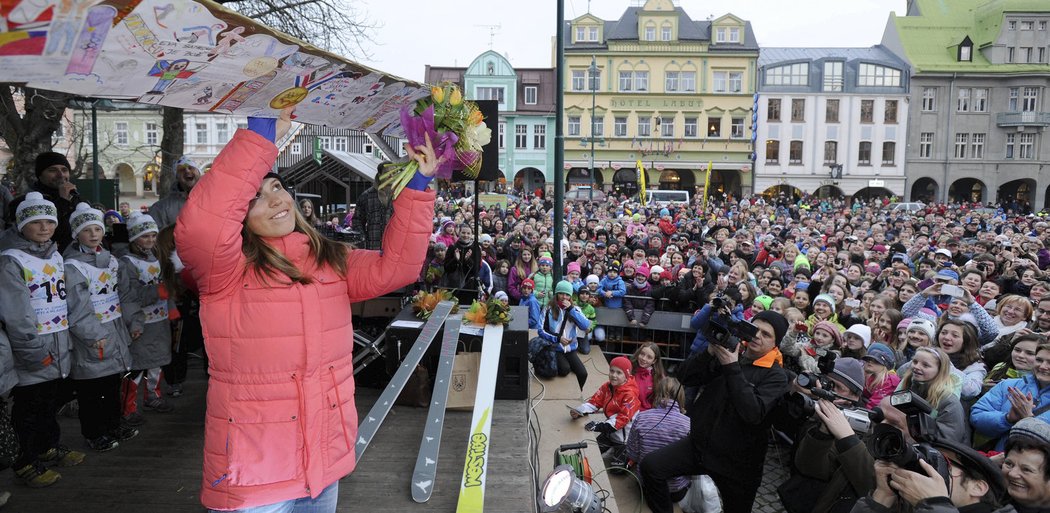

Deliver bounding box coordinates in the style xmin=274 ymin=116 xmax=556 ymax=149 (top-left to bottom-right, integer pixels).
xmin=753 ymin=441 xmax=792 ymax=513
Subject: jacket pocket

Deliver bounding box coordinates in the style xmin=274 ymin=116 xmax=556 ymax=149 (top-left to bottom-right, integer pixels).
xmin=226 ymin=401 xmax=304 ymax=486
xmin=323 ymin=369 xmax=356 ymax=467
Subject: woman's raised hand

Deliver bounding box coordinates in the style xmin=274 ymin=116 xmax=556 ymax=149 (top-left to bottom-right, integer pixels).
xmin=276 ymin=107 xmax=294 ymax=142
xmin=407 ymin=132 xmax=445 ymax=177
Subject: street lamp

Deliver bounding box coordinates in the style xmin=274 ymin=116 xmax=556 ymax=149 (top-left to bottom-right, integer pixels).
xmin=587 ymin=56 xmax=598 ymax=201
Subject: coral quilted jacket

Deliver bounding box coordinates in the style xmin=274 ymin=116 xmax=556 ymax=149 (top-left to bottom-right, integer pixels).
xmin=176 ymin=129 xmax=434 ymax=511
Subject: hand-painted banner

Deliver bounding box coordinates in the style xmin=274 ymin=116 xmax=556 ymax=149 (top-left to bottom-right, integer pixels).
xmin=0 ymin=0 xmax=427 ymax=136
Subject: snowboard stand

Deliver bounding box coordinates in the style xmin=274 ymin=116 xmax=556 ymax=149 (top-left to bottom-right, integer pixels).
xmin=355 ymin=301 xmax=454 ymax=464
xmin=410 ymin=314 xmax=463 ymax=503
xmin=456 ymin=322 xmax=504 ymax=513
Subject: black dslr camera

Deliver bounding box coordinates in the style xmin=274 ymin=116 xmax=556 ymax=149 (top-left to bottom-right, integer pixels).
xmin=786 ymin=353 xmax=883 ymax=433
xmin=706 ymin=292 xmax=758 ymax=352
xmin=796 ymin=352 xmax=837 ymax=391
xmin=869 ymin=391 xmax=951 ymax=485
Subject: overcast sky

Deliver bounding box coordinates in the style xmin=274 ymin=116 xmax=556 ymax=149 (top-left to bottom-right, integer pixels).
xmin=358 ymin=0 xmax=905 ymax=82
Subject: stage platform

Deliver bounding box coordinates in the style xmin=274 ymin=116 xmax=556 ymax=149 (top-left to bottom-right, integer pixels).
xmin=3 ymin=357 xmax=536 ymax=513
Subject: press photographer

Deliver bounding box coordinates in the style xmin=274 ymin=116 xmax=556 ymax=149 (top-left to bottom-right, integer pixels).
xmin=780 ymin=358 xmax=879 ymax=513
xmin=852 ymin=390 xmax=1009 ymax=513
xmin=639 ymin=310 xmax=790 ymax=513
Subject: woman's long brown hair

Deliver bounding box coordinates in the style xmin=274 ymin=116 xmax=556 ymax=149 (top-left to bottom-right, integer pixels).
xmin=242 ymin=207 xmax=350 ymax=285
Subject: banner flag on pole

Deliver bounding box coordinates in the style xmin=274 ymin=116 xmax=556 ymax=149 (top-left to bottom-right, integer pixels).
xmin=636 ymin=160 xmax=647 ymax=204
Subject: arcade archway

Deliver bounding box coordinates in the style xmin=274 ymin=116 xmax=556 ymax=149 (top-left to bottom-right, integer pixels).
xmin=612 ymin=168 xmax=639 ymax=197
xmin=707 ymin=169 xmax=741 ymax=199
xmin=998 ymin=178 xmax=1036 ymax=213
xmin=911 ymin=177 xmax=937 ymax=203
xmin=852 ymin=187 xmax=894 ymax=201
xmin=513 ymin=167 xmax=545 ymax=194
xmin=815 ymin=184 xmax=844 ymax=198
xmin=762 ymin=184 xmax=803 ymax=201
xmin=948 ymin=178 xmax=986 ymax=204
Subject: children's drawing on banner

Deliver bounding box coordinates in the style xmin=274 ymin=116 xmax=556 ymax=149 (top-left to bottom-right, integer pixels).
xmin=145 ymin=58 xmax=205 ymax=94
xmin=64 ymin=4 xmax=116 ymax=74
xmin=43 ymin=0 xmax=98 ymax=57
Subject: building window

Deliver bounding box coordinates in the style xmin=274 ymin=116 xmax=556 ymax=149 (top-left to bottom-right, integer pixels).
xmin=882 ymin=142 xmax=896 ymax=165
xmin=765 ymin=62 xmax=808 ymax=86
xmin=216 ymin=122 xmax=229 ymax=143
xmin=1024 ymin=87 xmax=1039 ymax=111
xmin=711 ymin=71 xmax=725 ymax=93
xmin=731 ymin=118 xmax=744 ymax=138
xmin=533 ymin=124 xmax=546 ymax=149
xmin=1022 ymin=20 xmax=1034 ymax=30
xmin=1020 ymin=133 xmax=1035 ymax=159
xmin=824 ymin=141 xmax=837 ymax=164
xmin=524 ymin=86 xmax=537 ymax=105
xmin=659 ymin=116 xmax=674 ymax=137
xmin=765 ymin=140 xmax=780 ymax=164
xmin=145 ymin=122 xmax=158 ymax=146
xmin=1010 ymin=88 xmax=1020 ymax=111
xmin=707 ymin=118 xmax=721 ymax=137
xmin=954 ymin=133 xmax=968 ymax=158
xmin=729 ymin=27 xmax=741 ymax=42
xmin=768 ymin=99 xmax=781 ymax=122
xmin=922 ymin=88 xmax=937 ymax=111
xmin=614 ymin=117 xmax=628 ymax=137
xmin=666 ymin=71 xmax=680 ymax=92
xmin=728 ymin=72 xmax=742 ymax=93
xmin=684 ymin=117 xmax=697 ymax=137
xmin=1041 ymin=47 xmax=1047 ymax=63
xmin=195 ymin=123 xmax=207 ymax=145
xmin=789 ymin=141 xmax=803 ymax=165
xmin=515 ymin=125 xmax=528 ymax=149
xmin=634 ymin=71 xmax=649 ymax=91
xmin=682 ymin=71 xmax=697 ymax=92
xmin=291 ymin=141 xmax=301 ymax=154
xmin=973 ymin=89 xmax=988 ymax=112
xmin=661 ymin=25 xmax=672 ymax=41
xmin=860 ymin=100 xmax=874 ymax=123
xmin=1041 ymin=21 xmax=1047 ymax=30
xmin=858 ymin=64 xmax=902 ymax=87
xmin=826 ymin=99 xmax=840 ymax=123
xmin=823 ymin=61 xmax=843 ymax=91
xmin=334 ymin=137 xmax=347 ymax=152
xmin=318 ymin=136 xmax=331 ymax=150
xmin=919 ymin=132 xmax=934 ymax=158
xmin=884 ymin=100 xmax=898 ymax=123
xmin=1009 ymin=20 xmax=1018 ymax=30
xmin=477 ymin=87 xmax=505 ymax=102
xmin=637 ymin=117 xmax=651 ymax=137
xmin=1008 ymin=47 xmax=1015 ymax=63
xmin=589 ymin=27 xmax=598 ymax=41
xmin=619 ymin=71 xmax=633 ymax=91
xmin=498 ymin=122 xmax=505 ymax=148
xmin=957 ymin=88 xmax=970 ymax=112
xmin=858 ymin=141 xmax=872 ymax=165
xmin=1023 ymin=47 xmax=1034 ymax=63
xmin=593 ymin=117 xmax=604 ymax=137
xmin=1006 ymin=133 xmax=1016 ymax=158
xmin=971 ymin=133 xmax=984 ymax=159
xmin=572 ymin=70 xmax=586 ymax=91
xmin=791 ymin=98 xmax=805 ymax=122
xmin=715 ymin=27 xmax=726 ymax=42
xmin=568 ymin=116 xmax=580 ymax=136
xmin=645 ymin=24 xmax=656 ymax=41
xmin=114 ymin=122 xmax=128 ymax=146
xmin=576 ymin=27 xmax=585 ymax=41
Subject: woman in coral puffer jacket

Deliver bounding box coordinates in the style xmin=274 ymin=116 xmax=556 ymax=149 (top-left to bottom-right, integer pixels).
xmin=176 ymin=109 xmax=439 ymax=512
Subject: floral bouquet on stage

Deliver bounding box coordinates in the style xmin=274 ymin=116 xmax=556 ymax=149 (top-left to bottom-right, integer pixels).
xmin=378 ymin=82 xmax=492 ymax=199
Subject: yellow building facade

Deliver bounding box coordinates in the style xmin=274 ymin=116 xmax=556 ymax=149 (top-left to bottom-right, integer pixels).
xmin=562 ymin=0 xmax=759 ymax=198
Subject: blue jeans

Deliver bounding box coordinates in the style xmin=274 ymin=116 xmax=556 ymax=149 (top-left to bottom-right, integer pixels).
xmin=210 ymin=482 xmax=338 ymax=513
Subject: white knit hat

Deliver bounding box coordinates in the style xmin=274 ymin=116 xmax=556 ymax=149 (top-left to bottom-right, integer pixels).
xmin=127 ymin=212 xmax=159 ymax=242
xmin=69 ymin=202 xmax=104 ymax=239
xmin=16 ymin=191 xmax=58 ymax=231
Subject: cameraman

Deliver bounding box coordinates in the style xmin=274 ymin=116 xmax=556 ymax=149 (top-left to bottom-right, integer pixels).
xmin=852 ymin=436 xmax=1008 ymax=513
xmin=785 ymin=358 xmax=877 ymax=513
xmin=639 ymin=310 xmax=790 ymax=513
xmin=687 ymin=287 xmax=744 ymax=356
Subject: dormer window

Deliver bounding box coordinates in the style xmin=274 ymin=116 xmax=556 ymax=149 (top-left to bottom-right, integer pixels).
xmin=729 ymin=27 xmax=740 ymax=43
xmin=644 ymin=23 xmax=656 ymax=41
xmin=661 ymin=23 xmax=672 ymax=41
xmin=716 ymin=27 xmax=726 ymax=42
xmin=958 ymin=36 xmax=973 ymax=62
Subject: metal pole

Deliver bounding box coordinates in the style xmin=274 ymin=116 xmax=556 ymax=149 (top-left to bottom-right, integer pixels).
xmin=91 ymin=102 xmax=100 ymax=204
xmin=589 ymin=56 xmax=596 ymax=202
xmin=553 ymin=0 xmax=565 ymax=282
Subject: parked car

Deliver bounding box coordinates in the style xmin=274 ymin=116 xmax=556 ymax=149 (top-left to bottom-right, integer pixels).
xmin=646 ymin=190 xmax=690 ymax=207
xmin=888 ymin=202 xmax=925 ymax=213
xmin=564 ymin=187 xmax=606 ymax=202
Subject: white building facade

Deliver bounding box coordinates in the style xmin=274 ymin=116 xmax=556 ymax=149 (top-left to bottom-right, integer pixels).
xmin=754 ymin=47 xmax=911 ymax=199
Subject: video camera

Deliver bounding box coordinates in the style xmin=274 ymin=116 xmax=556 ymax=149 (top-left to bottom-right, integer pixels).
xmin=786 ymin=352 xmax=884 ymax=434
xmin=706 ymin=292 xmax=758 ymax=351
xmin=869 ymin=391 xmax=951 ymax=485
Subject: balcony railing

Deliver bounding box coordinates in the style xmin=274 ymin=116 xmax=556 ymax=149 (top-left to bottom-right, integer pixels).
xmin=996 ymin=111 xmax=1050 ymax=127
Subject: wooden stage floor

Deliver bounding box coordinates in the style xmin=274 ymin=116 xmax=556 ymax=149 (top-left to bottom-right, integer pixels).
xmin=2 ymin=357 xmax=536 ymax=513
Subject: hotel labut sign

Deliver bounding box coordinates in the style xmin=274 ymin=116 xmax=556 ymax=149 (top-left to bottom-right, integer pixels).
xmin=609 ymin=97 xmax=704 ymax=110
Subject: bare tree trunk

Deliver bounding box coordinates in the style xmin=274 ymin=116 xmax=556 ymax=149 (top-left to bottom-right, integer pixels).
xmin=0 ymin=86 xmax=71 ymax=193
xmin=159 ymin=106 xmax=185 ymax=199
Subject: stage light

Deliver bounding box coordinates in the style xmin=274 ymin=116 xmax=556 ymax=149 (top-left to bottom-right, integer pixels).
xmin=539 ymin=464 xmax=603 ymax=513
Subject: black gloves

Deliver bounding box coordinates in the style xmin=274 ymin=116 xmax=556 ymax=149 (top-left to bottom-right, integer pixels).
xmin=585 ymin=421 xmax=616 ymax=434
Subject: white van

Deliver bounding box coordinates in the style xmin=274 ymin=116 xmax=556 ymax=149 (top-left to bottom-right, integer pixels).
xmin=646 ymin=190 xmax=690 ymax=207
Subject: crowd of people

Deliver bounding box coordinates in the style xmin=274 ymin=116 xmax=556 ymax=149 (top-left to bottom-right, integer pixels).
xmin=418 ymin=187 xmax=1050 ymax=513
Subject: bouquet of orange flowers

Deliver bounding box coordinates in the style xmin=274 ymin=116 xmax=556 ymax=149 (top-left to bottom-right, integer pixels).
xmin=411 ymin=289 xmax=459 ymax=319
xmin=378 ymin=82 xmax=491 ymax=198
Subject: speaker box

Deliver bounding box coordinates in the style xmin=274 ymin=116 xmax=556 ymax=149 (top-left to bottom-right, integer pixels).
xmin=494 ymin=306 xmax=529 ymax=400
